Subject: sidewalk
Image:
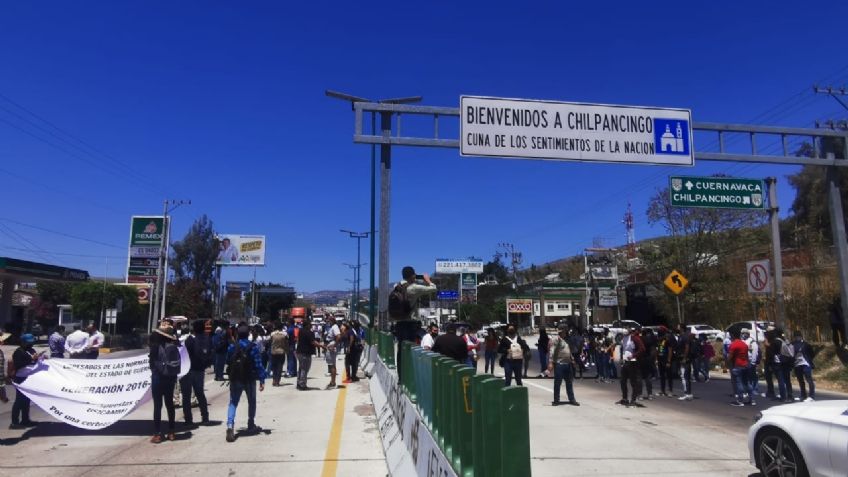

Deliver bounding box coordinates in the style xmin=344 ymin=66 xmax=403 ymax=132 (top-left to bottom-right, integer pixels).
xmin=0 ymin=350 xmax=388 ymax=477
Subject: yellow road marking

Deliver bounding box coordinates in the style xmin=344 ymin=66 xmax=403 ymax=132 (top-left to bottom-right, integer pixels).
xmin=320 ymin=384 xmax=348 ymax=477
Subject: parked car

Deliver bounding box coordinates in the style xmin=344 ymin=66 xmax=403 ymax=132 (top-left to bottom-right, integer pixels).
xmin=686 ymin=324 xmax=722 ymax=340
xmin=748 ymin=400 xmax=848 ymax=477
xmin=592 ymin=319 xmax=641 ymax=338
xmin=719 ymin=320 xmax=774 ymax=341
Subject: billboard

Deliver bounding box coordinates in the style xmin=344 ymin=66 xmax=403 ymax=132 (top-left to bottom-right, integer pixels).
xmin=126 ymin=216 xmax=164 ymax=283
xmin=216 ymin=235 xmax=266 ymax=266
xmin=461 ymin=273 xmax=478 ymax=290
xmin=460 ymin=96 xmax=694 ymax=166
xmin=506 ymin=299 xmax=533 ymax=314
xmin=435 ymin=259 xmax=484 ymax=274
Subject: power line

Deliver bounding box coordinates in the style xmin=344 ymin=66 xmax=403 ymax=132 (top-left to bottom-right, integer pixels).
xmin=0 ymin=217 xmax=125 ymax=250
xmin=0 ymin=223 xmax=63 ymax=265
xmin=0 ymin=165 xmax=127 ymax=215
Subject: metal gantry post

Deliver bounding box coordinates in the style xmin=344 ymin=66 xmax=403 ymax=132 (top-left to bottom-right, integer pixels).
xmin=378 ymin=111 xmax=392 ymax=331
xmin=766 ymin=178 xmax=786 ymax=329
xmin=370 ymin=112 xmax=377 ymax=331
xmin=826 ymin=152 xmax=848 ymax=342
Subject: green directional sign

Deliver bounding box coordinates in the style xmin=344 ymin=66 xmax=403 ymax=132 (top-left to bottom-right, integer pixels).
xmin=669 ymin=176 xmax=766 ymax=210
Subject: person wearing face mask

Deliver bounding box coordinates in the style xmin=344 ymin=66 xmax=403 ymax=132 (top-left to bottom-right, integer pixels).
xmin=420 ymin=323 xmax=438 ymax=351
xmin=498 ymin=325 xmax=529 ymax=386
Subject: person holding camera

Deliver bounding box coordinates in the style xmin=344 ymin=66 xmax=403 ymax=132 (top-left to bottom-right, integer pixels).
xmin=388 ymin=266 xmax=437 ymax=380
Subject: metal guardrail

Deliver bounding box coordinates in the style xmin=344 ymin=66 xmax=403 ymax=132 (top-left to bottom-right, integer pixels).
xmin=372 ymin=331 xmax=531 ymax=477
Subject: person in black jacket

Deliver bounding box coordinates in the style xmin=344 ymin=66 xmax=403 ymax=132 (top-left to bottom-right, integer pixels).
xmin=180 ymin=320 xmax=210 ymax=425
xmin=10 ymin=333 xmax=42 ymax=429
xmin=432 ymin=323 xmax=468 ymax=363
xmin=149 ymin=322 xmax=180 ymax=443
xmin=498 ymin=325 xmax=529 ymax=386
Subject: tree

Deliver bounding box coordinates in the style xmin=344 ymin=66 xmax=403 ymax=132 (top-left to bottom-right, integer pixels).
xmin=787 ymin=138 xmax=848 ymax=246
xmin=169 ymin=215 xmax=218 ymax=315
xmin=70 ymin=281 xmax=141 ymax=332
xmin=483 ymin=256 xmax=510 ymax=284
xmin=31 ymin=281 xmax=72 ymax=324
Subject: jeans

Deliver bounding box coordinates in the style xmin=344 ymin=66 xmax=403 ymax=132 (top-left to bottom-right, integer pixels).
xmin=287 ymin=349 xmax=298 ymax=377
xmin=680 ymin=360 xmax=693 ymax=395
xmin=594 ymin=351 xmax=607 ymax=379
xmin=11 ymin=381 xmax=31 ymax=424
xmin=777 ymin=362 xmax=794 ymax=400
xmin=608 ymin=356 xmax=618 ymax=379
xmin=620 ymin=361 xmax=642 ymax=401
xmin=747 ymin=364 xmax=760 ymax=396
xmin=660 ymin=359 xmax=676 ymax=394
xmin=504 ymin=359 xmax=523 ymax=386
xmin=214 ymin=353 xmax=227 ymax=380
xmin=349 ymin=345 xmax=362 ymax=379
xmin=179 ymin=369 xmax=209 ymax=422
xmin=764 ymin=361 xmax=776 ymax=397
xmin=227 ymin=380 xmax=257 ymax=429
xmin=539 ymin=350 xmax=549 ymax=374
xmin=484 ymin=350 xmax=496 ymax=374
xmin=553 ymin=362 xmax=576 ymax=403
xmin=271 ymin=353 xmax=285 ymax=383
xmin=794 ymin=365 xmax=815 ymax=400
xmin=297 ymin=353 xmax=312 ymax=388
xmin=731 ymin=366 xmax=753 ymax=402
xmin=640 ymin=360 xmax=654 ymax=396
xmin=151 ymin=372 xmax=177 ymax=434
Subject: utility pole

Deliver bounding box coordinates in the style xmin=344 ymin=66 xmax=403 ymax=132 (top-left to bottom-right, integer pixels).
xmin=766 ymin=178 xmax=786 ymax=329
xmin=497 ymin=242 xmax=522 ymax=287
xmin=341 ymin=229 xmax=369 ymax=323
xmin=814 ymin=85 xmax=848 ymax=342
xmin=151 ymin=199 xmax=190 ymax=329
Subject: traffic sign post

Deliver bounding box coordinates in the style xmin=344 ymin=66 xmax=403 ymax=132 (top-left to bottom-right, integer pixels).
xmin=746 ymin=260 xmax=771 ymax=294
xmin=669 ymin=176 xmax=765 ymax=209
xmin=664 ymin=269 xmax=688 ymax=324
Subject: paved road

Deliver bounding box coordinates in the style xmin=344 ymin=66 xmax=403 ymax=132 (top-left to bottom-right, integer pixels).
xmin=0 ymin=348 xmax=387 ymax=477
xmin=486 ymin=335 xmax=847 ymax=477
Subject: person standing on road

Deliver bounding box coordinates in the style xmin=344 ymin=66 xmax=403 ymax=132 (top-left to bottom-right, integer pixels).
xmin=86 ymin=324 xmax=104 ymax=359
xmin=323 ymin=317 xmax=341 ymax=389
xmin=180 ymin=320 xmax=211 ymax=425
xmin=483 ymin=328 xmax=498 ymax=374
xmin=420 ymin=323 xmax=438 ymax=351
xmin=699 ymin=335 xmax=715 ymax=382
xmin=741 ymin=329 xmax=760 ymax=397
xmin=432 ymin=323 xmax=468 ymax=364
xmin=656 ymin=326 xmax=676 ymax=396
xmin=463 ymin=327 xmax=479 ymax=369
xmin=295 ymin=318 xmax=323 ymax=391
xmin=617 ymin=326 xmax=645 ymax=406
xmin=225 ymin=325 xmax=266 ymax=442
xmin=348 ymin=321 xmax=364 ymax=382
xmin=269 ymin=322 xmax=288 ymax=386
xmin=498 ymin=325 xmax=528 ymax=386
xmin=548 ymin=325 xmax=579 ymax=406
xmin=592 ymin=332 xmax=608 ymax=382
xmin=640 ymin=327 xmax=657 ymax=399
xmin=774 ymin=329 xmax=795 ymax=402
xmin=389 ymin=266 xmax=437 ymax=381
xmin=676 ymin=325 xmax=695 ymax=402
xmin=149 ymin=323 xmax=181 ymax=443
xmin=727 ymin=329 xmax=755 ymax=406
xmin=64 ymin=325 xmax=90 ymax=358
xmin=212 ymin=327 xmax=228 ymax=381
xmin=286 ymin=318 xmax=299 ymax=378
xmin=791 ymin=332 xmax=815 ymax=402
xmin=48 ymin=326 xmax=66 ymax=359
xmin=537 ymin=328 xmax=550 ymax=378
xmin=762 ymin=329 xmax=777 ymax=399
xmin=9 ymin=333 xmax=42 ymax=429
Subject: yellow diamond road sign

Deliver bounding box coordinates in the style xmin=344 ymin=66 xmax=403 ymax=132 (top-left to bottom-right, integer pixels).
xmin=664 ymin=269 xmax=688 ymax=295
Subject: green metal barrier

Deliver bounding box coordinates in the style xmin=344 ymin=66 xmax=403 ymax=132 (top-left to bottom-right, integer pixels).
xmin=376 ymin=340 xmax=531 ymax=477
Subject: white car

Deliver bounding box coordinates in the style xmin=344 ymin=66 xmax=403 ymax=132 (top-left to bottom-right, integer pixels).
xmin=748 ymin=400 xmax=848 ymax=477
xmin=687 ymin=324 xmax=721 ymax=340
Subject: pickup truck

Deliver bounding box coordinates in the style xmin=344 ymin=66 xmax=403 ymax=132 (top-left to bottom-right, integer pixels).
xmin=591 ymin=319 xmax=642 ymax=338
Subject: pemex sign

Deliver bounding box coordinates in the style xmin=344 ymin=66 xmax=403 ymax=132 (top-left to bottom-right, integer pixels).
xmin=669 ymin=176 xmax=765 ymax=210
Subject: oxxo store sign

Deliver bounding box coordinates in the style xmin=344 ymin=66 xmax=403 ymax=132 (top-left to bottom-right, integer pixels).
xmin=669 ymin=176 xmax=765 ymax=210
xmin=460 ymin=96 xmax=694 ymax=166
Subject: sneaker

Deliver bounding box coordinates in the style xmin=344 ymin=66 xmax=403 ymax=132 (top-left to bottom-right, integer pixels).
xmin=226 ymin=428 xmax=235 ymax=443
xmin=804 ymin=397 xmax=815 ymax=402
xmin=150 ymin=434 xmax=162 ymax=444
xmin=8 ymin=423 xmax=26 ymax=430
xmin=551 ymin=401 xmax=562 ymax=406
xmin=616 ymin=399 xmax=630 ymax=406
xmin=325 ymin=384 xmax=337 ymax=390
xmin=730 ymin=401 xmax=745 ymax=407
xmin=678 ymin=394 xmax=693 ymax=401
xmin=247 ymin=423 xmax=262 ymax=432
xmin=342 ymin=379 xmax=353 ymax=384
xmin=568 ymin=401 xmax=580 ymax=406
xmin=166 ymin=432 xmax=176 ymax=441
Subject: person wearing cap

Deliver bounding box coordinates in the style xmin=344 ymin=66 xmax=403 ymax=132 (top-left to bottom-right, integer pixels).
xmin=741 ymin=329 xmax=761 ymax=397
xmin=10 ymin=333 xmax=42 ymax=429
xmin=617 ymin=325 xmax=645 ymax=406
xmin=547 ymin=324 xmax=579 ymax=406
xmin=0 ymin=331 xmax=10 ymax=404
xmin=149 ymin=322 xmax=180 ymax=442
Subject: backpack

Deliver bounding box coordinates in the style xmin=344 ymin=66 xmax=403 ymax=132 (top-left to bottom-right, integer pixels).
xmin=508 ymin=337 xmax=524 ymax=360
xmin=226 ymin=342 xmax=255 ymax=383
xmin=192 ymin=334 xmax=213 ymax=368
xmin=155 ymin=343 xmax=181 ymax=377
xmin=688 ymin=338 xmax=702 ymax=360
xmin=388 ymin=283 xmax=412 ymax=320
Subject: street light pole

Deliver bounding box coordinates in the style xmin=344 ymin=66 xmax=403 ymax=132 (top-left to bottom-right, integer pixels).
xmin=150 ymin=199 xmax=190 ymax=332
xmin=341 ymin=229 xmax=369 ymax=323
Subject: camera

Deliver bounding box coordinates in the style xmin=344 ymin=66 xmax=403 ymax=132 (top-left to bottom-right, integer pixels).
xmin=415 ymin=274 xmax=424 ymax=280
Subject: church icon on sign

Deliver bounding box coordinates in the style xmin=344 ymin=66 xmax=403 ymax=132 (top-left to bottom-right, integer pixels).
xmin=654 ymin=118 xmax=690 ymax=156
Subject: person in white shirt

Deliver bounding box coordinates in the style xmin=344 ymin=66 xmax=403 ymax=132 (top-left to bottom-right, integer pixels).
xmin=742 ymin=329 xmax=761 ymax=398
xmin=86 ymin=324 xmax=105 ymax=359
xmin=420 ymin=324 xmax=438 ymax=351
xmin=324 ymin=317 xmax=342 ymax=389
xmin=217 ymin=238 xmax=239 ymax=263
xmin=65 ymin=326 xmax=90 ymax=358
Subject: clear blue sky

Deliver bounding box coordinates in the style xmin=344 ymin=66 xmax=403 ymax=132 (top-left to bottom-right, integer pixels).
xmin=1 ymin=1 xmax=846 ymax=292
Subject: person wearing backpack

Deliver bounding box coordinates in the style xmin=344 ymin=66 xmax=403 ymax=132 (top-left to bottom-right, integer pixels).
xmin=791 ymin=331 xmax=815 ymax=401
xmin=179 ymin=320 xmax=210 ymax=426
xmin=212 ymin=327 xmax=228 ymax=381
xmin=773 ymin=329 xmax=795 ymax=402
xmin=389 ymin=266 xmax=437 ymax=381
xmin=547 ymin=324 xmax=579 ymax=406
xmin=149 ymin=323 xmax=181 ymax=443
xmin=676 ymin=325 xmax=695 ymax=402
xmin=498 ymin=324 xmax=528 ymax=386
xmin=226 ymin=325 xmax=267 ymax=442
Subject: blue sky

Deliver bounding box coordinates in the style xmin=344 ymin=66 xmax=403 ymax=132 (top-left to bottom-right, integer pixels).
xmin=0 ymin=1 xmax=846 ymax=292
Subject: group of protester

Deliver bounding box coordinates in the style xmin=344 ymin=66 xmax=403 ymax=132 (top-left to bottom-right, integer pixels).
xmin=147 ymin=313 xmax=366 ymax=443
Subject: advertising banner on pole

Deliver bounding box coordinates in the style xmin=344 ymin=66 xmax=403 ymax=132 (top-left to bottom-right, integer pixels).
xmin=460 ymin=273 xmax=478 ymax=290
xmin=461 ymin=96 xmax=694 ymax=166
xmin=435 ymin=259 xmax=484 ymax=274
xmin=216 ymin=234 xmax=266 ymax=266
xmin=13 ymin=349 xmax=188 ymax=430
xmin=598 ymin=289 xmax=619 ymax=307
xmin=126 ymin=216 xmax=164 ymax=282
xmin=506 ymin=299 xmax=533 ymax=314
